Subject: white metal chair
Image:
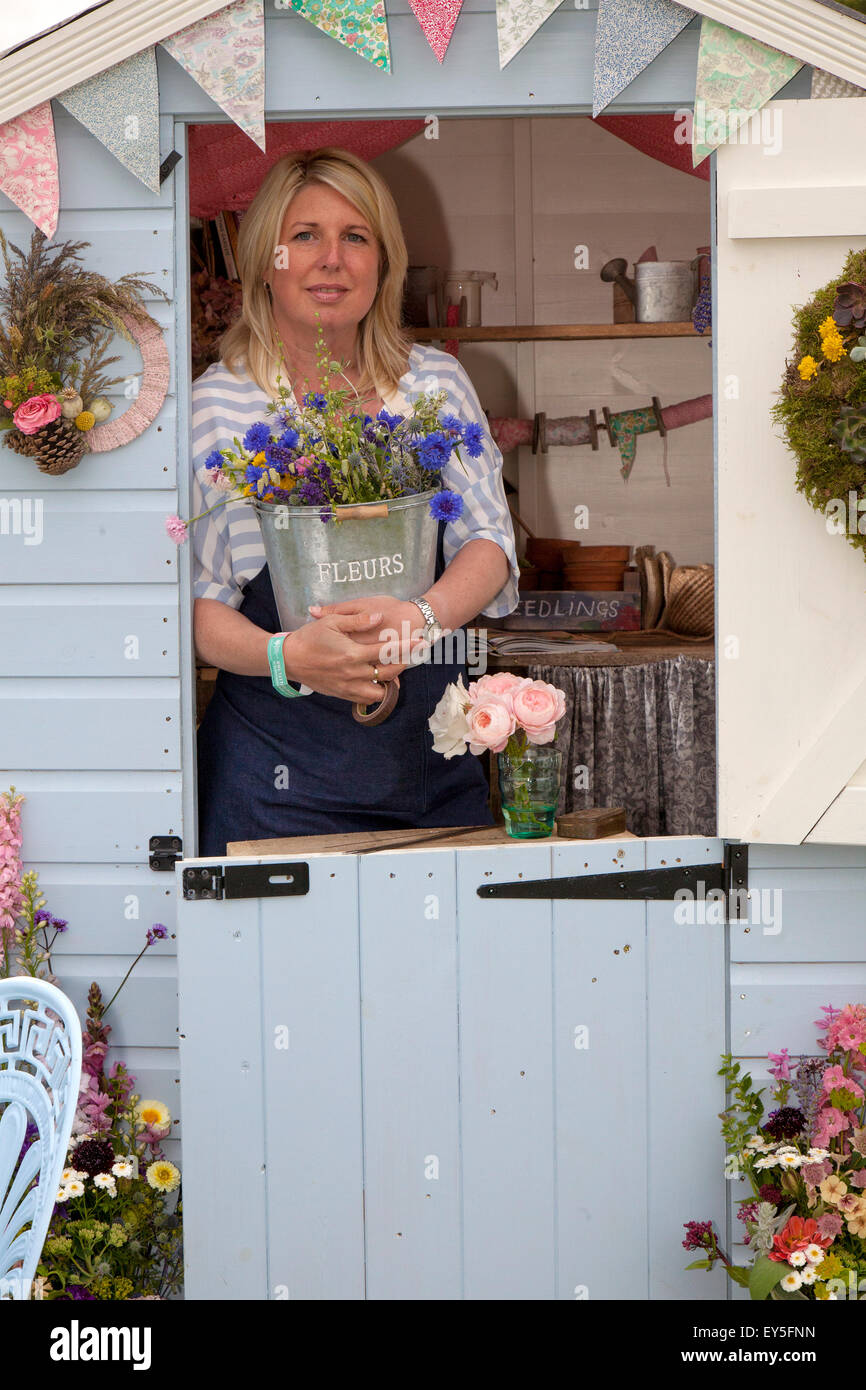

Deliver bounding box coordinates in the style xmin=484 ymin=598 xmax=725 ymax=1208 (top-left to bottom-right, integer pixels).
xmin=0 ymin=978 xmax=82 ymax=1300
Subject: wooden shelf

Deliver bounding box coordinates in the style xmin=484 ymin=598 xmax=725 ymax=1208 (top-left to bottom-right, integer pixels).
xmin=409 ymin=323 xmax=702 ymax=342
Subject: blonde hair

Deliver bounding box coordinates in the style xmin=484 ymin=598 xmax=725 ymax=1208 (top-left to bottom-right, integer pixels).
xmin=220 ymin=146 xmax=412 ymax=399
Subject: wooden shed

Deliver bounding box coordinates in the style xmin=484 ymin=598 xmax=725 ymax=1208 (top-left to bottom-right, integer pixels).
xmin=3 ymin=0 xmax=866 ymax=1301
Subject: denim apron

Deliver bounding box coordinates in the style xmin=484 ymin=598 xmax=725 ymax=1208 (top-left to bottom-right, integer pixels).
xmin=196 ymin=520 xmax=493 ymax=855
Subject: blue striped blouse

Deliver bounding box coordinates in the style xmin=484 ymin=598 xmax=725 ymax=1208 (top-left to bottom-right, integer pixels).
xmin=190 ymin=343 xmax=520 ymax=619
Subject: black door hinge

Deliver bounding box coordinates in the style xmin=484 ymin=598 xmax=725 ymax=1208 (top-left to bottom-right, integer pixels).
xmin=159 ymin=151 xmax=182 ymax=185
xmin=477 ymin=842 xmax=748 ymax=923
xmin=182 ymin=861 xmax=310 ymax=901
xmin=149 ymin=835 xmax=183 ymax=871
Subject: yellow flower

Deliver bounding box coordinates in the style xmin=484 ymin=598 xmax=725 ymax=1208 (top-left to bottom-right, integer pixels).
xmin=822 ymin=333 xmax=846 ymax=363
xmin=74 ymin=410 xmax=95 ymax=431
xmin=798 ymin=356 xmax=819 ymax=381
xmin=816 ymin=1251 xmax=843 ymax=1279
xmin=819 ymin=315 xmax=839 ymax=338
xmin=145 ymin=1159 xmax=180 ymax=1193
xmin=252 ymin=450 xmax=266 ymax=466
xmin=135 ymin=1098 xmax=171 ymax=1133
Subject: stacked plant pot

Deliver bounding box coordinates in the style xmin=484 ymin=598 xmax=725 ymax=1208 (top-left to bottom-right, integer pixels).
xmin=523 ymin=537 xmax=584 ymax=589
xmin=562 ymin=545 xmax=631 ymax=591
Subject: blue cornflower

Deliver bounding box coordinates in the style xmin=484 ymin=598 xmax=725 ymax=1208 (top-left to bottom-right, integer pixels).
xmin=264 ymin=443 xmax=292 ymax=472
xmin=204 ymin=450 xmax=224 ymax=472
xmin=243 ymin=421 xmax=272 ymax=452
xmin=302 ymin=392 xmax=328 ymax=410
xmin=430 ymin=490 xmax=464 ymax=523
xmin=462 ymin=421 xmax=484 ymax=457
xmin=277 ymin=427 xmax=299 ymax=451
xmin=440 ymin=413 xmax=463 ymax=434
xmin=245 ymin=462 xmax=267 ymax=488
xmin=377 ymin=408 xmax=404 ymax=430
xmin=417 ymin=431 xmax=452 ymax=471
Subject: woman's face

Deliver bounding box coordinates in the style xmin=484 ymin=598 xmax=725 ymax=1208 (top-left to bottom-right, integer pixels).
xmin=271 ymin=180 xmax=382 ymax=338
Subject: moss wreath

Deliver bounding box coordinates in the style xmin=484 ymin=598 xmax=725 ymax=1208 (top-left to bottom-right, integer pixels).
xmin=774 ymin=247 xmax=866 ymax=559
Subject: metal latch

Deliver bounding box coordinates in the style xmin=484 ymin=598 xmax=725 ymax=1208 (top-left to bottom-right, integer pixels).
xmin=477 ymin=842 xmax=748 ymax=922
xmin=182 ymin=861 xmax=310 ymax=901
xmin=149 ymin=835 xmax=183 ymax=871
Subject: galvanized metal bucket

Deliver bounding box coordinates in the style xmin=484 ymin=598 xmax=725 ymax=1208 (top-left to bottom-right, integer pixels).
xmin=634 ymin=259 xmax=699 ymax=323
xmin=251 ymin=489 xmax=440 ymax=633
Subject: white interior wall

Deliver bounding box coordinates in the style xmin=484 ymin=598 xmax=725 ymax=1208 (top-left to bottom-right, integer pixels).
xmin=376 ymin=114 xmax=713 ymax=565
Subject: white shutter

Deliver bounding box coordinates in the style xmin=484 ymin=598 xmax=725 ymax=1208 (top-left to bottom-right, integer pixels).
xmin=716 ymin=97 xmax=866 ymax=844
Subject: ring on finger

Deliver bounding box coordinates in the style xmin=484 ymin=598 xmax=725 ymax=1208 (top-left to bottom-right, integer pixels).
xmin=372 ymin=664 xmax=380 ymax=684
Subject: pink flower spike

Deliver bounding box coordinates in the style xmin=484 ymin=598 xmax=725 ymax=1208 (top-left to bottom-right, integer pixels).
xmin=768 ymin=1049 xmax=791 ymax=1081
xmin=165 ymin=514 xmax=188 ymax=545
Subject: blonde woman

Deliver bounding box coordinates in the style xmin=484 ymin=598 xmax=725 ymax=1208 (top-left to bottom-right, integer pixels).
xmin=192 ymin=147 xmax=519 ymax=854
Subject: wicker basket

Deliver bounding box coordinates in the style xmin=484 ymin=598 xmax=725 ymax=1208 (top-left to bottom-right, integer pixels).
xmin=661 ymin=563 xmax=714 ymax=637
xmin=4 ymin=418 xmax=89 ymax=475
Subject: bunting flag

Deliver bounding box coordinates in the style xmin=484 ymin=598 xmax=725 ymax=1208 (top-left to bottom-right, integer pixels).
xmin=162 ymin=0 xmax=266 ymax=151
xmin=692 ymin=18 xmax=802 ymax=165
xmin=55 ymin=48 xmax=160 ymax=194
xmin=593 ymin=0 xmax=694 ymax=117
xmin=292 ymin=0 xmax=391 ymax=70
xmin=496 ymin=0 xmax=562 ymax=70
xmin=408 ymin=0 xmax=463 ymax=64
xmin=811 ymin=68 xmax=865 ymax=99
xmin=0 ymin=102 xmax=59 ymax=237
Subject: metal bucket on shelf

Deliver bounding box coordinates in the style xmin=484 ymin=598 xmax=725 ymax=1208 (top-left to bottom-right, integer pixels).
xmin=634 ymin=259 xmax=699 ymax=323
xmin=251 ymin=489 xmax=440 ymax=634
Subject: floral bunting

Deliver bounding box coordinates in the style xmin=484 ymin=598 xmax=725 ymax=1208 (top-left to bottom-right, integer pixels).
xmin=0 ymin=102 xmax=59 ymax=238
xmin=55 ymin=48 xmax=160 ymax=195
xmin=408 ymin=0 xmax=464 ymax=64
xmin=496 ymin=0 xmax=563 ymax=70
xmin=692 ymin=18 xmax=802 ymax=165
xmin=811 ymin=68 xmax=865 ymax=99
xmin=162 ymin=0 xmax=266 ymax=151
xmin=593 ymin=0 xmax=695 ymax=117
xmin=291 ymin=0 xmax=391 ymax=70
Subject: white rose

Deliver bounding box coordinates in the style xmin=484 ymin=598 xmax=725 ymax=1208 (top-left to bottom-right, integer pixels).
xmin=428 ymin=676 xmax=471 ymax=758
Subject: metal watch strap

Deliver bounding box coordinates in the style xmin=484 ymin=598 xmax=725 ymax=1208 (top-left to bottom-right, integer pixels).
xmin=410 ymin=596 xmax=440 ymax=635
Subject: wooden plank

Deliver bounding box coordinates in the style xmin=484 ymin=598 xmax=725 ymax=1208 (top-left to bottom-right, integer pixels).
xmin=58 ymin=957 xmax=178 ymax=1049
xmin=227 ymin=826 xmax=638 ymax=856
xmin=748 ymin=843 xmax=866 ymax=869
xmin=0 ymin=400 xmax=177 ymax=491
xmin=259 ymin=857 xmax=365 ymax=1300
xmin=28 ymin=862 xmax=176 ymax=954
xmin=8 ymin=773 xmax=181 ymax=863
xmin=807 ymin=786 xmax=866 ymax=844
xmin=457 ymin=842 xmax=556 ymax=1299
xmin=645 ymin=838 xmax=728 ymax=1299
xmin=729 ymin=186 xmax=866 ymax=241
xmin=1 ymin=495 xmax=178 ymax=584
xmin=412 ymin=323 xmax=702 ymax=341
xmin=177 ymin=892 xmax=268 ymax=1299
xmin=730 ymin=867 xmax=866 ymax=962
xmin=730 ymin=962 xmax=866 ymax=1056
xmin=0 ymin=208 xmax=173 ymax=295
xmin=0 ymin=679 xmax=179 ymax=769
xmin=551 ymin=838 xmax=648 ymax=1300
xmin=360 ymin=850 xmax=461 ymax=1299
xmin=0 ymin=588 xmax=179 ymax=677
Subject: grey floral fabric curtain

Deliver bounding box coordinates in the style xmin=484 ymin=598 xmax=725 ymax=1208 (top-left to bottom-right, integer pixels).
xmin=528 ymin=656 xmax=716 ymax=837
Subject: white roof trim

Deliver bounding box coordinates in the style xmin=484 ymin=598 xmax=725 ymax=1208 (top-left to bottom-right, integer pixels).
xmin=685 ymin=0 xmax=866 ymax=90
xmin=0 ymin=0 xmax=236 ymax=126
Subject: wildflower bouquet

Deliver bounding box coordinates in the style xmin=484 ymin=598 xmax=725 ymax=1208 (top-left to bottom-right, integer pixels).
xmin=167 ymin=313 xmax=484 ymax=543
xmin=683 ymin=1001 xmax=866 ymax=1300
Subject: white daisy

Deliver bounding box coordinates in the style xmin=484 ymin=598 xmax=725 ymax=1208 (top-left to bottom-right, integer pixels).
xmin=64 ymin=1179 xmax=84 ymax=1198
xmin=754 ymin=1155 xmax=780 ymax=1170
xmin=788 ymin=1250 xmax=807 ymax=1267
xmin=61 ymin=1168 xmax=85 ymax=1184
xmin=778 ymin=1153 xmax=802 ymax=1169
xmin=746 ymin=1135 xmax=770 ymax=1150
xmin=111 ymin=1159 xmax=134 ymax=1179
xmin=55 ymin=1187 xmax=69 ymax=1202
xmin=800 ymin=1267 xmax=817 ymax=1285
xmin=93 ymin=1173 xmax=116 ymax=1193
xmin=781 ymin=1270 xmax=803 ymax=1291
xmin=808 ymin=1148 xmax=830 ymax=1161
xmin=775 ymin=1145 xmax=800 ymax=1156
xmin=804 ymin=1244 xmax=826 ymax=1264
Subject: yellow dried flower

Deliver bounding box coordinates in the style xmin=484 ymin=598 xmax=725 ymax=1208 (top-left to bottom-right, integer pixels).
xmin=798 ymin=356 xmax=819 ymax=381
xmin=819 ymin=315 xmax=839 ymax=338
xmin=822 ymin=333 xmax=847 ymax=363
xmin=74 ymin=410 xmax=95 ymax=431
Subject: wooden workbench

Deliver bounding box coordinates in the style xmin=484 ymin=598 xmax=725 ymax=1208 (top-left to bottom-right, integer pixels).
xmin=227 ymin=823 xmax=638 ymax=856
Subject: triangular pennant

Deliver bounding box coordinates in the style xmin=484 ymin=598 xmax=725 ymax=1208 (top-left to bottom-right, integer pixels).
xmin=291 ymin=0 xmax=392 ymax=71
xmin=693 ymin=18 xmax=802 ymax=165
xmin=56 ymin=48 xmax=160 ymax=195
xmin=162 ymin=0 xmax=265 ymax=151
xmin=408 ymin=0 xmax=464 ymax=64
xmin=0 ymin=101 xmax=59 ymax=237
xmin=593 ymin=0 xmax=695 ymax=117
xmin=496 ymin=0 xmax=563 ymax=70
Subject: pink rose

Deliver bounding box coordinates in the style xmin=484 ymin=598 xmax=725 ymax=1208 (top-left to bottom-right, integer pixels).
xmin=12 ymin=392 xmax=61 ymax=434
xmin=468 ymin=672 xmax=531 ymax=704
xmin=467 ymin=696 xmax=516 ymax=754
xmin=512 ymin=680 xmax=566 ymax=745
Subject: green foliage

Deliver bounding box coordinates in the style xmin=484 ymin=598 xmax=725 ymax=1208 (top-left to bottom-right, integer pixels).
xmin=718 ymin=1053 xmax=765 ymax=1157
xmin=749 ymin=1254 xmax=787 ymax=1301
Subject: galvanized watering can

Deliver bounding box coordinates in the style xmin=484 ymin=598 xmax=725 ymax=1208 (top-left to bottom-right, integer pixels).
xmin=252 ymin=489 xmax=439 ymax=725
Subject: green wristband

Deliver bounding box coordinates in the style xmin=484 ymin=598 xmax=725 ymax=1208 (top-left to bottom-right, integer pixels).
xmin=267 ymin=632 xmax=306 ymax=698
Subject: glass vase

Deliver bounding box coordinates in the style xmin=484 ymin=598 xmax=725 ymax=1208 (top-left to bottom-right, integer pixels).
xmin=497 ymin=740 xmax=562 ymax=839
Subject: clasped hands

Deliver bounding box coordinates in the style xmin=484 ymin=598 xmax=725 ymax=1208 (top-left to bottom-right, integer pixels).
xmin=281 ymin=595 xmax=447 ymax=705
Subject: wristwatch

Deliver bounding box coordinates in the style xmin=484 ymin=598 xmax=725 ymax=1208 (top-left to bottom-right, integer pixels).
xmin=409 ymin=596 xmax=444 ymax=645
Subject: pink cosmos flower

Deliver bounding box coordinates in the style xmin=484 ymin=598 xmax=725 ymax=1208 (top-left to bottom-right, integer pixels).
xmin=165 ymin=515 xmax=188 ymax=545
xmin=466 ymin=696 xmax=517 ymax=754
xmin=12 ymin=392 xmax=61 ymax=434
xmin=511 ymin=680 xmax=566 ymax=745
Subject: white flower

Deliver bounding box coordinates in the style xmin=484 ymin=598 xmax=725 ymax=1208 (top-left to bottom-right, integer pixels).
xmin=800 ymin=1267 xmax=817 ymax=1285
xmin=804 ymin=1244 xmax=826 ymax=1264
xmin=808 ymin=1148 xmax=830 ymax=1161
xmin=788 ymin=1250 xmax=807 ymax=1267
xmin=61 ymin=1167 xmax=86 ymax=1184
xmin=778 ymin=1152 xmax=802 ymax=1169
xmin=428 ymin=676 xmax=471 ymax=758
xmin=55 ymin=1187 xmax=69 ymax=1202
xmin=781 ymin=1270 xmax=803 ymax=1291
xmin=64 ymin=1179 xmax=85 ymax=1198
xmin=745 ymin=1135 xmax=767 ymax=1149
xmin=93 ymin=1173 xmax=116 ymax=1194
xmin=754 ymin=1155 xmax=780 ymax=1170
xmin=774 ymin=1145 xmax=800 ymax=1156
xmin=111 ymin=1158 xmax=135 ymax=1179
